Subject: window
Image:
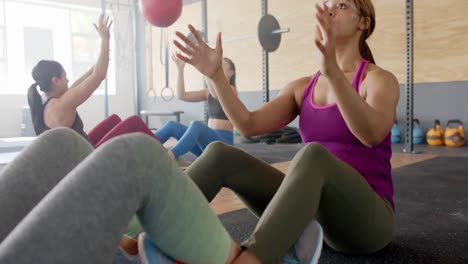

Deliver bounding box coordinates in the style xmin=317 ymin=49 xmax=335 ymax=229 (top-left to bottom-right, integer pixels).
xmin=70 ymin=10 xmax=116 ymax=94
xmin=24 ymin=27 xmax=54 ymax=73
xmin=0 ymin=0 xmax=115 ymax=95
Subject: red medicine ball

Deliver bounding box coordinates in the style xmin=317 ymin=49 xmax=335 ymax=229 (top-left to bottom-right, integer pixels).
xmin=140 ymin=0 xmax=182 ymax=28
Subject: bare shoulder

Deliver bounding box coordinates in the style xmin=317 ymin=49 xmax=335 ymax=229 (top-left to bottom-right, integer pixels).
xmin=45 ymin=97 xmax=63 ymax=112
xmin=43 ymin=96 xmax=75 ymax=127
xmin=279 ymin=76 xmax=311 ymax=96
xmin=361 ymin=64 xmax=400 ymax=105
xmin=277 ymin=76 xmax=312 ymax=109
xmin=289 ymin=76 xmax=312 ymax=89
xmin=365 ymin=64 xmax=399 ymax=87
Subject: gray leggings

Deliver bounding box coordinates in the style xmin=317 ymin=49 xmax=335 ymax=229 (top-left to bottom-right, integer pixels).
xmin=187 ymin=142 xmax=395 ymax=264
xmin=0 ymin=128 xmax=231 ymax=264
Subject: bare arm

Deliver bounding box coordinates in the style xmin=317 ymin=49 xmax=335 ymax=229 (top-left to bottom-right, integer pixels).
xmin=173 ymin=55 xmax=208 ymax=102
xmin=209 ymin=71 xmax=301 ymax=136
xmin=230 ymin=84 xmax=238 ymax=97
xmin=328 ymin=68 xmax=399 ymax=147
xmin=57 ymin=15 xmax=112 ymax=110
xmin=69 ymin=66 xmax=94 ymax=89
xmin=174 ymin=25 xmax=300 ymax=136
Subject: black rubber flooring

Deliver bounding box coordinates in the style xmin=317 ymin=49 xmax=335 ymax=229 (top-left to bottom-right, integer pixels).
xmin=219 ymin=157 xmax=468 ymax=264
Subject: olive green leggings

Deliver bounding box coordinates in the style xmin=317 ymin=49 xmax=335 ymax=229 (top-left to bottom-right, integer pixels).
xmin=186 ymin=142 xmax=394 ymax=264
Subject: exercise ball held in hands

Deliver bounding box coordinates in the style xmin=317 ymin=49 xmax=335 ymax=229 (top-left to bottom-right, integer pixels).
xmin=140 ymin=0 xmax=182 ymax=28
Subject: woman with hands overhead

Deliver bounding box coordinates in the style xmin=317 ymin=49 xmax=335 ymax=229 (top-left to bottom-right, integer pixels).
xmin=169 ymin=0 xmax=399 ymax=263
xmin=28 ymin=14 xmax=159 ymax=148
xmin=153 ymin=53 xmax=237 ymax=160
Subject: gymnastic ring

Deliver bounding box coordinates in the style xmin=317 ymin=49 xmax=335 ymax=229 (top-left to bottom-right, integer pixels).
xmin=147 ymin=88 xmax=157 ymax=103
xmin=161 ymin=86 xmax=174 ymax=102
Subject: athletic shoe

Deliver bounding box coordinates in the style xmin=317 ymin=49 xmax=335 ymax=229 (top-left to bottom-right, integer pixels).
xmin=138 ymin=233 xmax=183 ymax=264
xmin=280 ymin=220 xmax=324 ymax=264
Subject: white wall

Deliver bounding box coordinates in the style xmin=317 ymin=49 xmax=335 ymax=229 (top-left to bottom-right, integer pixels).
xmin=0 ymin=0 xmax=136 ymax=137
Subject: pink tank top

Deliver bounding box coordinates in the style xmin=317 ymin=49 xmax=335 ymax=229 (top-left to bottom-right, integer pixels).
xmin=299 ymin=59 xmax=394 ymax=209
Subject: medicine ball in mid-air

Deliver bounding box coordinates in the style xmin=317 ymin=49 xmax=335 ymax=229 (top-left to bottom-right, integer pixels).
xmin=140 ymin=0 xmax=182 ymax=28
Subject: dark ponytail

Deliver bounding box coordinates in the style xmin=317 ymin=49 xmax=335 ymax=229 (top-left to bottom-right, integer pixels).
xmin=27 ymin=60 xmax=63 ymax=135
xmin=224 ymin=57 xmax=236 ymax=87
xmin=28 ymin=83 xmax=45 ymax=135
xmin=355 ymin=0 xmax=376 ymax=64
xmin=359 ymin=36 xmax=375 ymax=64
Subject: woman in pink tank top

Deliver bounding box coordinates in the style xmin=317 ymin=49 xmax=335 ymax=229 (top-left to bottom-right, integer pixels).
xmin=169 ymin=0 xmax=401 ymax=263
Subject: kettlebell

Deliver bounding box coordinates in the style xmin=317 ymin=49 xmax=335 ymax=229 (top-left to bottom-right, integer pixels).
xmin=444 ymin=120 xmax=465 ymax=147
xmin=426 ymin=119 xmax=444 ymax=146
xmin=391 ymin=122 xmax=401 ymax=144
xmin=413 ymin=119 xmax=425 ymax=144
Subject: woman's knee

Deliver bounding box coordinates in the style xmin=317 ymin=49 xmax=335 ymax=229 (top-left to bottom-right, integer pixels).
xmin=204 ymin=141 xmax=232 ymax=153
xmin=41 ymin=128 xmax=89 ymax=147
xmin=189 ymin=120 xmax=203 ymax=126
xmin=189 ymin=120 xmax=205 ymax=129
xmin=108 ymin=114 xmax=121 ymax=122
xmin=123 ymin=115 xmax=145 ymax=125
xmin=287 ymin=143 xmax=331 ymax=181
xmin=166 ymin=120 xmax=179 ymax=126
xmin=199 ymin=141 xmax=234 ymax=161
xmin=110 ymin=132 xmax=163 ymax=152
xmin=295 ymin=143 xmax=330 ymax=162
xmin=37 ymin=128 xmax=94 ymax=157
xmin=163 ymin=120 xmax=183 ymax=130
xmin=99 ymin=132 xmax=167 ymax=165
